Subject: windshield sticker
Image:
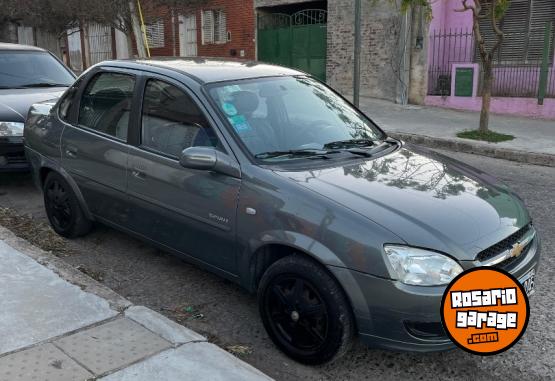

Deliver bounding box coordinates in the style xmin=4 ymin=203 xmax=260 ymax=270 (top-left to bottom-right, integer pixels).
xmin=222 ymin=85 xmax=242 ymax=94
xmin=222 ymin=102 xmax=238 ymax=116
xmin=228 ymin=115 xmax=252 ymax=133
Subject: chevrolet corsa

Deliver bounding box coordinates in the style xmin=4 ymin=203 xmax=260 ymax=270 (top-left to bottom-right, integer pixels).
xmin=24 ymin=59 xmax=540 ymax=364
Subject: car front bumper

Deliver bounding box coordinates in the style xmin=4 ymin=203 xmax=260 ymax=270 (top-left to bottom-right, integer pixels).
xmin=0 ymin=137 xmax=29 ymax=171
xmin=329 ymin=233 xmax=541 ymax=352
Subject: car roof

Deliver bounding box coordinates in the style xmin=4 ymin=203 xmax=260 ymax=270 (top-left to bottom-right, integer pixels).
xmin=0 ymin=42 xmax=46 ymax=52
xmin=102 ymin=57 xmax=306 ymax=84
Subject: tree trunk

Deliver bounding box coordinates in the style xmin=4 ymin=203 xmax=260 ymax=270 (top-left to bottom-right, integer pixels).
xmin=480 ymin=60 xmax=493 ymax=133
xmin=126 ymin=31 xmax=134 ymax=58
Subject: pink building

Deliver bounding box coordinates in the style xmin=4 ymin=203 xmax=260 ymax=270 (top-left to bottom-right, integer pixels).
xmin=426 ymin=0 xmax=555 ymax=119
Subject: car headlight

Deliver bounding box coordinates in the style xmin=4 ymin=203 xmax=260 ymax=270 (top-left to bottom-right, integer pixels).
xmin=0 ymin=121 xmax=24 ymax=137
xmin=383 ymin=245 xmax=463 ymax=286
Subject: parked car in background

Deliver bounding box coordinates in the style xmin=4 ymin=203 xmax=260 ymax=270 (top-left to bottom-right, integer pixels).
xmin=24 ymin=59 xmax=540 ymax=364
xmin=0 ymin=43 xmax=75 ymax=171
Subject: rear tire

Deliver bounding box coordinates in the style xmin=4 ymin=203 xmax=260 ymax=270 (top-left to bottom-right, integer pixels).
xmin=258 ymin=255 xmax=355 ymax=365
xmin=43 ymin=172 xmax=92 ymax=238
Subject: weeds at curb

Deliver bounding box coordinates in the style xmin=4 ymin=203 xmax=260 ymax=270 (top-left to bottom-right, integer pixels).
xmin=76 ymin=265 xmax=105 ymax=282
xmin=0 ymin=207 xmax=72 ymax=256
xmin=457 ymin=130 xmax=515 ymax=143
xmin=226 ymin=344 xmax=253 ymax=357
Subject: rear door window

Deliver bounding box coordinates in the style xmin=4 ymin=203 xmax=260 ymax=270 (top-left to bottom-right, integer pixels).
xmin=77 ymin=72 xmax=135 ymax=141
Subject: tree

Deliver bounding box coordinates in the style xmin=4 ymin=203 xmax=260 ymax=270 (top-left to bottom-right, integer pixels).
xmin=0 ymin=0 xmax=137 ymax=55
xmin=456 ymin=0 xmax=510 ymax=133
xmin=0 ymin=0 xmax=208 ymax=59
xmin=400 ymin=0 xmax=511 ymax=134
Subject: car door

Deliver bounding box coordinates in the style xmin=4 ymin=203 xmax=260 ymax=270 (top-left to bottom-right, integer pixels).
xmin=60 ymin=69 xmax=138 ymax=225
xmin=126 ymin=75 xmax=241 ymax=275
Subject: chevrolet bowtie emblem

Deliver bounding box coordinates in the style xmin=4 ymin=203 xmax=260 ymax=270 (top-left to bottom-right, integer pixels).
xmin=510 ymin=242 xmax=525 ymax=258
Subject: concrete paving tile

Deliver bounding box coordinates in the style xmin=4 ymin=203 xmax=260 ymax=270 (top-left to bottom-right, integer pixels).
xmin=125 ymin=306 xmax=206 ymax=345
xmin=99 ymin=342 xmax=272 ymax=381
xmin=54 ymin=318 xmax=171 ymax=376
xmin=0 ymin=241 xmax=117 ymax=355
xmin=0 ymin=343 xmax=92 ymax=381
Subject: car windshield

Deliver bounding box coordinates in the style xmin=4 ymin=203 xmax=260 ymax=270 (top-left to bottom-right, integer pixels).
xmin=0 ymin=51 xmax=75 ymax=89
xmin=207 ymin=76 xmax=386 ymax=161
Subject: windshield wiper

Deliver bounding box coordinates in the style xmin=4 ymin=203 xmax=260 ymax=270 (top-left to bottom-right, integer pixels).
xmin=324 ymin=138 xmax=399 ymax=158
xmin=343 ymin=148 xmax=373 ymax=157
xmin=323 ymin=138 xmax=376 ymax=150
xmin=19 ymin=82 xmax=70 ymax=88
xmin=254 ymin=149 xmax=338 ymax=160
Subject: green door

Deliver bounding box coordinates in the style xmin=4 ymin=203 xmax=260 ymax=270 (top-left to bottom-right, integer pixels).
xmin=258 ymin=26 xmax=291 ymax=68
xmin=258 ymin=10 xmax=327 ymax=81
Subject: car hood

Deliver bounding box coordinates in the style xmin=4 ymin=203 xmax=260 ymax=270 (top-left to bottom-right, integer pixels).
xmin=276 ymin=145 xmax=530 ymax=260
xmin=0 ymin=87 xmax=66 ymax=122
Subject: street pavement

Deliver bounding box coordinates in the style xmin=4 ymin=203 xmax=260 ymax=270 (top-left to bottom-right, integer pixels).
xmin=0 ymin=150 xmax=554 ymax=380
xmin=0 ymin=228 xmax=271 ymax=381
xmin=359 ymin=97 xmax=555 ymax=158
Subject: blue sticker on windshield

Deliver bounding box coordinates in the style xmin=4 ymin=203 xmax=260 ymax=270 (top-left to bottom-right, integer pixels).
xmin=222 ymin=102 xmax=238 ymax=116
xmin=228 ymin=115 xmax=252 ymax=133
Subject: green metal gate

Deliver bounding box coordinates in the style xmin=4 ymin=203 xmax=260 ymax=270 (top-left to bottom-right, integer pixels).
xmin=257 ymin=10 xmax=327 ymax=81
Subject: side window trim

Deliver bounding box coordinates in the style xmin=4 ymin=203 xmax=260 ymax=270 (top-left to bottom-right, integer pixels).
xmin=56 ymin=79 xmax=82 ymax=125
xmin=136 ymin=75 xmax=220 ymax=161
xmin=70 ymin=68 xmax=141 ymax=144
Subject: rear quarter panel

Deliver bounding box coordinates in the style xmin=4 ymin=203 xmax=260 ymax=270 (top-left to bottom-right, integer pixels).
xmin=25 ymin=100 xmax=63 ymax=159
xmin=24 ymin=100 xmax=64 ymax=186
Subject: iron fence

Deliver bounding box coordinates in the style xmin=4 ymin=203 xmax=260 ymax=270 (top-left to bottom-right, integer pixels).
xmin=87 ymin=23 xmax=113 ymax=66
xmin=427 ymin=27 xmax=555 ymax=98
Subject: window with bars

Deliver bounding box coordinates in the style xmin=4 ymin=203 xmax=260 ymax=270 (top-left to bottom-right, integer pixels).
xmin=478 ymin=0 xmax=555 ymax=63
xmin=201 ymin=10 xmax=227 ymax=45
xmin=146 ymin=19 xmax=165 ymax=48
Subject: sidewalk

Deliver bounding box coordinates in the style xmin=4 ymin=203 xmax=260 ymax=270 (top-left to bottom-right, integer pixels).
xmin=0 ymin=226 xmax=272 ymax=381
xmin=359 ymin=97 xmax=555 ymax=166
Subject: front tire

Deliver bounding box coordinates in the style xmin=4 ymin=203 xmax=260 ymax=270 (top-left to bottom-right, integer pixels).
xmin=43 ymin=172 xmax=92 ymax=238
xmin=258 ymin=255 xmax=355 ymax=365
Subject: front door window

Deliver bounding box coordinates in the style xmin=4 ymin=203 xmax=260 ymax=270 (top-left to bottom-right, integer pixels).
xmin=141 ymin=79 xmax=220 ymax=157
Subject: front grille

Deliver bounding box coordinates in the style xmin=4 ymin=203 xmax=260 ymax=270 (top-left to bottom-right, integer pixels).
xmin=495 ymin=244 xmax=531 ymax=269
xmin=476 ymin=224 xmax=532 ymax=263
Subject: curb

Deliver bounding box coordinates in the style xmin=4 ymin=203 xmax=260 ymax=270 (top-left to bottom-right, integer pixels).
xmin=0 ymin=225 xmax=131 ymax=312
xmin=0 ymin=225 xmax=272 ymax=380
xmin=390 ymin=132 xmax=555 ymax=167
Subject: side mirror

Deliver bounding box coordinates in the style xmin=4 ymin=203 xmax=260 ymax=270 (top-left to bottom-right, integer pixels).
xmin=179 ymin=147 xmax=241 ymax=178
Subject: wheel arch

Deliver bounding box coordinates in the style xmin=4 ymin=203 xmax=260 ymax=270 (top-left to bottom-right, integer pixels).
xmin=246 ymin=232 xmax=371 ymax=334
xmin=38 ymin=163 xmax=94 ymax=221
xmin=246 ymin=231 xmax=346 ymax=289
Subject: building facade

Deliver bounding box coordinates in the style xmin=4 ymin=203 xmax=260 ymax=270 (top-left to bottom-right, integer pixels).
xmin=427 ymin=0 xmax=555 ymax=118
xmin=2 ymin=1 xmax=429 ymax=104
xmin=139 ymin=0 xmax=256 ymax=60
xmin=254 ymin=0 xmax=428 ymax=104
xmin=4 ymin=1 xmax=553 ymax=119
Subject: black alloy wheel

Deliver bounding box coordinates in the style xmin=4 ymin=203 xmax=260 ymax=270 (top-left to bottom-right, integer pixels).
xmin=258 ymin=255 xmax=354 ymax=364
xmin=266 ymin=275 xmax=329 ymax=353
xmin=43 ymin=172 xmax=92 ymax=238
xmin=45 ymin=178 xmax=72 ymax=231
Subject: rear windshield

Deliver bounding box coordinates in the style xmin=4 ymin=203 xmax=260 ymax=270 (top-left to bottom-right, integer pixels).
xmin=0 ymin=51 xmax=75 ymax=89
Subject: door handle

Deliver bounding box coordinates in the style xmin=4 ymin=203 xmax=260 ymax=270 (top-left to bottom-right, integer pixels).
xmin=65 ymin=146 xmax=78 ymax=158
xmin=131 ymin=169 xmax=146 ymax=179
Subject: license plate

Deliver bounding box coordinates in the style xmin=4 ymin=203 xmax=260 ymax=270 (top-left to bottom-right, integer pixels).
xmin=519 ymin=269 xmax=535 ymax=296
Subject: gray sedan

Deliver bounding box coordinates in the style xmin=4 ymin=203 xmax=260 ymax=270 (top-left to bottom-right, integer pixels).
xmin=24 ymin=59 xmax=540 ymax=364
